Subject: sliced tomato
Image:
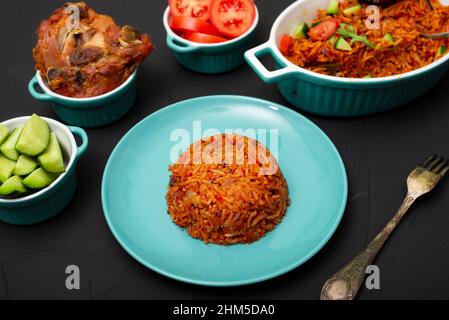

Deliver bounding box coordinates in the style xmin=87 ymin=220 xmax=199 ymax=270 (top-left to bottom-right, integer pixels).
xmin=170 ymin=16 xmax=219 ymax=35
xmin=279 ymin=35 xmax=293 ymax=55
xmin=308 ymin=18 xmax=340 ymax=41
xmin=169 ymin=0 xmax=212 ymax=20
xmin=210 ymin=0 xmax=256 ymax=38
xmin=183 ymin=31 xmax=228 ymax=43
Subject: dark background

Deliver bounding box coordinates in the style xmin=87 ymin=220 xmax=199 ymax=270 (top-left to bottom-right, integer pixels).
xmin=0 ymin=0 xmax=448 ymax=300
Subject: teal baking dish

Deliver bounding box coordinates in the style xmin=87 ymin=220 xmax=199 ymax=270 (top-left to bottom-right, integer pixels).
xmin=28 ymin=70 xmax=138 ymax=128
xmin=163 ymin=6 xmax=259 ymax=74
xmin=0 ymin=116 xmax=88 ymax=225
xmin=244 ymin=0 xmax=449 ymax=117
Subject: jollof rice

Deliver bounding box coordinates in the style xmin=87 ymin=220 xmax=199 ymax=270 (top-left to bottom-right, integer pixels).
xmin=282 ymin=0 xmax=449 ymax=78
xmin=166 ymin=134 xmax=290 ymax=245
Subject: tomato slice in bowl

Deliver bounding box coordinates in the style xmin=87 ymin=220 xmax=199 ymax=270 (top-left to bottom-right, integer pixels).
xmin=169 ymin=0 xmax=212 ymax=20
xmin=183 ymin=31 xmax=228 ymax=43
xmin=210 ymin=0 xmax=256 ymax=39
xmin=308 ymin=18 xmax=340 ymax=41
xmin=170 ymin=16 xmax=219 ymax=35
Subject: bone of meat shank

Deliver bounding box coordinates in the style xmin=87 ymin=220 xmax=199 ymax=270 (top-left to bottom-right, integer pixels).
xmin=33 ymin=2 xmax=154 ymax=98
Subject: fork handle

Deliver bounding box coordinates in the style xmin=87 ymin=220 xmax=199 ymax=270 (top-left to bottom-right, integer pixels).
xmin=320 ymin=194 xmax=416 ymax=300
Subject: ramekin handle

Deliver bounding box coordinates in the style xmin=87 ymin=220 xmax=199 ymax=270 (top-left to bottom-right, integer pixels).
xmin=28 ymin=75 xmax=54 ymax=102
xmin=166 ymin=35 xmax=200 ymax=53
xmin=245 ymin=42 xmax=298 ymax=84
xmin=68 ymin=126 xmax=89 ymax=161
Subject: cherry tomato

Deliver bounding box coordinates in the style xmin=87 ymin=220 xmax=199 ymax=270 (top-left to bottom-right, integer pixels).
xmin=209 ymin=0 xmax=256 ymax=38
xmin=279 ymin=35 xmax=293 ymax=55
xmin=170 ymin=16 xmax=219 ymax=35
xmin=308 ymin=18 xmax=340 ymax=41
xmin=183 ymin=31 xmax=228 ymax=43
xmin=169 ymin=0 xmax=212 ymax=20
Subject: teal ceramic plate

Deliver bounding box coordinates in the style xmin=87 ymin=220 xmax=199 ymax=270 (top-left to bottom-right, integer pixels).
xmin=102 ymin=95 xmax=348 ymax=286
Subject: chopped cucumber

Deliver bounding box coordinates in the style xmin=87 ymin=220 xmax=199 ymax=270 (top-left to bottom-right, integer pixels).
xmin=0 ymin=125 xmax=9 ymax=146
xmin=343 ymin=4 xmax=362 ymax=15
xmin=0 ymin=175 xmax=27 ymax=196
xmin=384 ymin=32 xmax=395 ymax=43
xmin=363 ymin=75 xmax=373 ymax=78
xmin=38 ymin=133 xmax=65 ymax=173
xmin=0 ymin=128 xmax=21 ymax=161
xmin=23 ymin=168 xmax=59 ymax=190
xmin=327 ymin=0 xmax=340 ymax=15
xmin=328 ymin=35 xmax=337 ymax=45
xmin=436 ymin=45 xmax=447 ymax=57
xmin=13 ymin=155 xmax=38 ymax=176
xmin=15 ymin=114 xmax=50 ymax=157
xmin=335 ymin=37 xmax=352 ymax=51
xmin=311 ymin=21 xmax=321 ymax=27
xmin=0 ymin=154 xmax=16 ymax=183
xmin=293 ymin=23 xmax=310 ymax=39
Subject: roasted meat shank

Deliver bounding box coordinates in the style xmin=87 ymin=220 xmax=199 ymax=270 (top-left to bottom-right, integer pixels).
xmin=33 ymin=2 xmax=154 ymax=98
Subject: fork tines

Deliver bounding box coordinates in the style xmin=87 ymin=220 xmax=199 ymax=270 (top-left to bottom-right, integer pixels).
xmin=421 ymin=155 xmax=449 ymax=175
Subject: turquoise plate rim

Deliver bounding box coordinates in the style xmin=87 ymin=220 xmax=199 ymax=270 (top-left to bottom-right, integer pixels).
xmin=101 ymin=95 xmax=348 ymax=287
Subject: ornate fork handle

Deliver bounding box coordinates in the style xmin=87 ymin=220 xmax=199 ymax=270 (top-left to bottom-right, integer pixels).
xmin=320 ymin=195 xmax=416 ymax=300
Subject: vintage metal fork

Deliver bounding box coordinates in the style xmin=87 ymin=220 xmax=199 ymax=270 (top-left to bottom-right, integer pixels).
xmin=321 ymin=155 xmax=449 ymax=300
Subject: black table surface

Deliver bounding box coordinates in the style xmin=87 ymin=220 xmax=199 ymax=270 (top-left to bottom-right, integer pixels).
xmin=1 ymin=0 xmax=448 ymax=300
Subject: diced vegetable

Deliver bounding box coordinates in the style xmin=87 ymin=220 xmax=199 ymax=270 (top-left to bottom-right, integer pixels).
xmin=384 ymin=32 xmax=395 ymax=43
xmin=293 ymin=23 xmax=310 ymax=39
xmin=23 ymin=168 xmax=59 ymax=190
xmin=280 ymin=35 xmax=294 ymax=55
xmin=0 ymin=128 xmax=21 ymax=161
xmin=308 ymin=18 xmax=340 ymax=41
xmin=328 ymin=35 xmax=337 ymax=45
xmin=363 ymin=75 xmax=372 ymax=78
xmin=337 ymin=26 xmax=375 ymax=49
xmin=436 ymin=45 xmax=447 ymax=57
xmin=0 ymin=176 xmax=27 ymax=196
xmin=15 ymin=114 xmax=50 ymax=157
xmin=311 ymin=21 xmax=321 ymax=27
xmin=38 ymin=133 xmax=65 ymax=174
xmin=13 ymin=155 xmax=38 ymax=176
xmin=0 ymin=126 xmax=9 ymax=146
xmin=327 ymin=0 xmax=340 ymax=15
xmin=0 ymin=154 xmax=16 ymax=183
xmin=335 ymin=37 xmax=352 ymax=51
xmin=343 ymin=4 xmax=362 ymax=16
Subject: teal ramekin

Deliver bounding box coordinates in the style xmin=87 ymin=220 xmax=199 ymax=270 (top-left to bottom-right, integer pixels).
xmin=163 ymin=6 xmax=259 ymax=74
xmin=28 ymin=70 xmax=138 ymax=127
xmin=0 ymin=116 xmax=88 ymax=225
xmin=245 ymin=0 xmax=449 ymax=117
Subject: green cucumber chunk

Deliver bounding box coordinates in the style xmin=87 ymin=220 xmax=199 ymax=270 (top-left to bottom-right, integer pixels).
xmin=437 ymin=45 xmax=447 ymax=57
xmin=23 ymin=168 xmax=59 ymax=190
xmin=384 ymin=32 xmax=394 ymax=43
xmin=311 ymin=21 xmax=321 ymax=27
xmin=0 ymin=154 xmax=16 ymax=183
xmin=15 ymin=114 xmax=50 ymax=157
xmin=38 ymin=133 xmax=65 ymax=173
xmin=293 ymin=23 xmax=310 ymax=39
xmin=328 ymin=35 xmax=337 ymax=45
xmin=335 ymin=37 xmax=352 ymax=51
xmin=0 ymin=125 xmax=10 ymax=146
xmin=0 ymin=128 xmax=21 ymax=160
xmin=343 ymin=4 xmax=362 ymax=15
xmin=327 ymin=0 xmax=340 ymax=15
xmin=13 ymin=155 xmax=38 ymax=176
xmin=0 ymin=175 xmax=27 ymax=196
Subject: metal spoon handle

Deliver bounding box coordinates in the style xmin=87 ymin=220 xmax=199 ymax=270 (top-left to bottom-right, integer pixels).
xmin=320 ymin=195 xmax=415 ymax=300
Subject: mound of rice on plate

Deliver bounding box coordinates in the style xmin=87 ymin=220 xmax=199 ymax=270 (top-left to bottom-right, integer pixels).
xmin=166 ymin=134 xmax=290 ymax=245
